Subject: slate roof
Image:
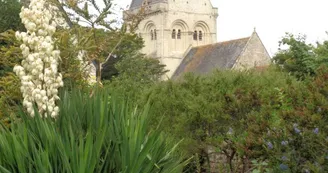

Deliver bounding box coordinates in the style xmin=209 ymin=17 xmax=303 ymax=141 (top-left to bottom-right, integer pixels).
xmin=172 ymin=37 xmax=250 ymax=79
xmin=130 ymin=0 xmax=166 ymax=9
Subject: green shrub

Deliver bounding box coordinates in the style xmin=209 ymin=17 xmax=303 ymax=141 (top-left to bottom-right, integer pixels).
xmin=134 ymin=67 xmax=328 ymax=172
xmin=273 ymin=33 xmax=328 ymax=80
xmin=0 ymin=89 xmax=188 ymax=173
xmin=0 ymin=0 xmax=25 ymax=33
xmin=0 ymin=30 xmax=23 ymax=121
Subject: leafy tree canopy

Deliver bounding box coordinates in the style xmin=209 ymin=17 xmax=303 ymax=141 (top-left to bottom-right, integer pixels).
xmin=0 ymin=0 xmax=25 ymax=33
xmin=273 ymin=33 xmax=328 ymax=79
xmin=49 ymin=0 xmax=146 ymax=82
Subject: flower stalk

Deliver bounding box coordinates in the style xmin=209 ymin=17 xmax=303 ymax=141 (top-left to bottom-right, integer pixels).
xmin=14 ymin=0 xmax=63 ymax=118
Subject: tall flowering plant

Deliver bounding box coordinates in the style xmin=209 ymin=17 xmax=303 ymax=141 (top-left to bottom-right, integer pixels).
xmin=14 ymin=0 xmax=63 ymax=118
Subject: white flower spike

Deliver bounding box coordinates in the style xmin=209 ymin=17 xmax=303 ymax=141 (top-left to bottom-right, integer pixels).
xmin=14 ymin=0 xmax=63 ymax=118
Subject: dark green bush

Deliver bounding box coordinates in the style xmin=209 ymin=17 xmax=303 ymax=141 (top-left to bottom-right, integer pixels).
xmin=0 ymin=0 xmax=25 ymax=33
xmin=0 ymin=30 xmax=23 ymax=122
xmin=131 ymin=67 xmax=328 ymax=172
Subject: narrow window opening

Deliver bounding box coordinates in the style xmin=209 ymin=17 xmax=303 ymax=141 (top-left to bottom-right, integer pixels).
xmin=154 ymin=30 xmax=157 ymax=40
xmin=177 ymin=29 xmax=181 ymax=39
xmin=172 ymin=29 xmax=176 ymax=39
xmin=151 ymin=30 xmax=154 ymax=40
xmin=199 ymin=31 xmax=203 ymax=41
xmin=193 ymin=31 xmax=198 ymax=40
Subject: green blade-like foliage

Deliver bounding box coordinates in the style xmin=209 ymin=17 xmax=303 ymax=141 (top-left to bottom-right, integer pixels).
xmin=0 ymin=88 xmax=188 ymax=173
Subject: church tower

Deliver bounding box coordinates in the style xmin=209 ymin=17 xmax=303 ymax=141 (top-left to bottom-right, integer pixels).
xmin=124 ymin=0 xmax=218 ymax=77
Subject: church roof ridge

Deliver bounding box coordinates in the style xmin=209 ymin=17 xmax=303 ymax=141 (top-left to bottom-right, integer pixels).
xmin=172 ymin=36 xmax=251 ymax=79
xmin=189 ymin=36 xmax=251 ymax=51
xmin=205 ymin=36 xmax=251 ymax=47
xmin=217 ymin=36 xmax=251 ymax=44
xmin=129 ymin=0 xmax=167 ymax=10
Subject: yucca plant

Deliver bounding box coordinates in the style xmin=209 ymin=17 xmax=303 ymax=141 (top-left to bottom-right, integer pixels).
xmin=0 ymin=88 xmax=188 ymax=173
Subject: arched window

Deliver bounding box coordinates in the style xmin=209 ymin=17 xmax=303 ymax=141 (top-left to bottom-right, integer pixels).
xmin=177 ymin=29 xmax=181 ymax=39
xmin=150 ymin=30 xmax=154 ymax=40
xmin=172 ymin=29 xmax=176 ymax=39
xmin=199 ymin=31 xmax=203 ymax=41
xmin=193 ymin=31 xmax=198 ymax=40
xmin=154 ymin=30 xmax=157 ymax=40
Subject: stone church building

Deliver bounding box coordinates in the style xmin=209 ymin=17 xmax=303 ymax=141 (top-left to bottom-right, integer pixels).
xmin=125 ymin=0 xmax=271 ymax=78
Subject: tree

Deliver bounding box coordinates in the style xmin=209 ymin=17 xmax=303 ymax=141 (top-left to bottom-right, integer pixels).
xmin=273 ymin=33 xmax=328 ymax=79
xmin=0 ymin=0 xmax=25 ymax=33
xmin=101 ymin=32 xmax=144 ymax=80
xmin=107 ymin=55 xmax=168 ymax=100
xmin=47 ymin=0 xmax=146 ymax=84
xmin=273 ymin=33 xmax=316 ymax=79
xmin=314 ymin=33 xmax=328 ymax=64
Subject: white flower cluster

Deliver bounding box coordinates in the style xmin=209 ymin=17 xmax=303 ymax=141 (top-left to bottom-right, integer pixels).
xmin=77 ymin=51 xmax=97 ymax=85
xmin=14 ymin=0 xmax=63 ymax=118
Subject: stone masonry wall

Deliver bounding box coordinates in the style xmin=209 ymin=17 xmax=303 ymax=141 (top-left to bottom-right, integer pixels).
xmin=125 ymin=0 xmax=218 ymax=78
xmin=233 ymin=32 xmax=271 ymax=70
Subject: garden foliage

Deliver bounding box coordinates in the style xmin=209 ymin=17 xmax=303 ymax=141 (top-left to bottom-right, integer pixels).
xmin=0 ymin=0 xmax=25 ymax=33
xmin=274 ymin=33 xmax=328 ymax=79
xmin=109 ymin=67 xmax=328 ymax=172
xmin=0 ymin=89 xmax=187 ymax=173
xmin=0 ymin=31 xmax=22 ymax=120
xmin=1 ymin=0 xmax=328 ymax=172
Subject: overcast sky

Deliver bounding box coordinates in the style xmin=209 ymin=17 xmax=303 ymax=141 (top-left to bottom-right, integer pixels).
xmin=112 ymin=0 xmax=328 ymax=55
